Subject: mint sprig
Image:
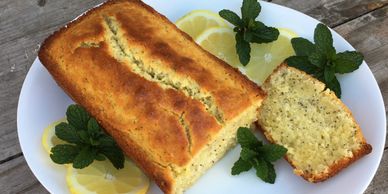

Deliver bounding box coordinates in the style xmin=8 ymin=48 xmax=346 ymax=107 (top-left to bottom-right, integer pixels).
xmin=231 ymin=127 xmax=287 ymax=184
xmin=219 ymin=0 xmax=279 ymax=65
xmin=50 ymin=104 xmax=124 ymax=169
xmin=286 ymin=23 xmax=364 ymax=98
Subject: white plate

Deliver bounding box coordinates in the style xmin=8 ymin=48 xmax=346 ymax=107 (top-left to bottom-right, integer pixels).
xmin=17 ymin=0 xmax=386 ymax=194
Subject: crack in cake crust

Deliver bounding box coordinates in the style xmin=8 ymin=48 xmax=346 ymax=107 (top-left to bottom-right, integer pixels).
xmin=103 ymin=16 xmax=225 ymax=124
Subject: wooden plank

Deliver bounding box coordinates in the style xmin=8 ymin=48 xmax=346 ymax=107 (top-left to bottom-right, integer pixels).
xmin=0 ymin=155 xmax=48 ymax=194
xmin=0 ymin=0 xmax=105 ymax=44
xmin=334 ymin=6 xmax=388 ymax=111
xmin=19 ymin=182 xmax=49 ymax=194
xmin=270 ymin=0 xmax=388 ymax=27
xmin=0 ymin=27 xmax=60 ymax=161
xmin=0 ymin=0 xmax=103 ymax=161
xmin=331 ymin=7 xmax=388 ymax=194
xmin=365 ymin=149 xmax=388 ymax=194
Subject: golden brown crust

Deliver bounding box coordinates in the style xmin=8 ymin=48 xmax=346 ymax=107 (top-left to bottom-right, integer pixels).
xmin=111 ymin=0 xmax=265 ymax=121
xmin=38 ymin=0 xmax=265 ymax=193
xmin=105 ymin=119 xmax=175 ymax=193
xmin=305 ymin=143 xmax=372 ymax=182
xmin=256 ymin=63 xmax=372 ymax=183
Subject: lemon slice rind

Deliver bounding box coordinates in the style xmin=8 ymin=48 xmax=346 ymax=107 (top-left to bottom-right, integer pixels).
xmin=176 ymin=10 xmax=228 ymax=39
xmin=195 ymin=26 xmax=298 ymax=85
xmin=66 ymin=160 xmax=150 ymax=194
xmin=41 ymin=118 xmax=67 ymax=153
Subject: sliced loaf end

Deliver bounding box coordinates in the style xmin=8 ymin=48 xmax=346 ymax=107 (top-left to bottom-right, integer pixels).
xmin=257 ymin=63 xmax=372 ymax=182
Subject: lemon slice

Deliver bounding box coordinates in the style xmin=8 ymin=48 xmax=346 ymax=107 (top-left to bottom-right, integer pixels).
xmin=196 ymin=27 xmax=297 ymax=84
xmin=176 ymin=10 xmax=228 ymax=40
xmin=196 ymin=27 xmax=240 ymax=67
xmin=66 ymin=159 xmax=150 ymax=194
xmin=41 ymin=118 xmax=67 ymax=153
xmin=245 ymin=28 xmax=297 ymax=85
xmin=43 ymin=119 xmax=149 ymax=194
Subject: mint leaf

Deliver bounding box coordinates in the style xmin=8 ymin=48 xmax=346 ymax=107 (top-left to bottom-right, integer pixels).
xmin=264 ymin=161 xmax=276 ymax=184
xmin=231 ymin=157 xmax=252 ymax=175
xmin=253 ymin=158 xmax=276 ymax=184
xmin=100 ymin=145 xmax=125 ymax=169
xmin=77 ymin=130 xmax=90 ymax=144
xmin=66 ymin=104 xmax=90 ymax=130
xmin=258 ymin=144 xmax=287 ymax=162
xmin=308 ymin=51 xmax=326 ymax=67
xmin=326 ymin=77 xmax=341 ymax=98
xmin=249 ymin=20 xmax=264 ymax=31
xmin=314 ymin=23 xmax=336 ymax=57
xmin=232 ymin=127 xmax=286 ymax=183
xmin=90 ymin=138 xmax=101 ymax=146
xmin=291 ymin=37 xmax=315 ymax=56
xmin=52 ymin=104 xmax=125 ymax=170
xmin=246 ymin=21 xmax=279 ymax=44
xmin=73 ymin=146 xmax=96 ymax=169
xmin=253 ymin=158 xmax=268 ymax=181
xmin=87 ymin=118 xmax=102 ymax=137
xmin=237 ymin=127 xmax=261 ymax=149
xmin=95 ymin=154 xmax=106 ymax=161
xmin=55 ymin=122 xmax=81 ymax=144
xmin=98 ymin=136 xmax=117 ymax=147
xmin=287 ymin=24 xmax=363 ymax=99
xmin=250 ymin=26 xmax=279 ymax=44
xmin=314 ymin=71 xmax=325 ymax=82
xmin=243 ymin=30 xmax=253 ymax=42
xmin=236 ymin=32 xmax=251 ymax=65
xmin=219 ymin=10 xmax=242 ymax=27
xmin=240 ymin=148 xmax=258 ymax=161
xmin=241 ymin=0 xmax=261 ymax=24
xmin=50 ymin=144 xmax=79 ymax=164
xmin=334 ymin=51 xmax=363 ymax=73
xmin=286 ymin=56 xmax=318 ymax=75
xmin=98 ymin=135 xmax=124 ymax=169
xmin=219 ymin=0 xmax=278 ymax=65
xmin=324 ymin=66 xmax=335 ymax=82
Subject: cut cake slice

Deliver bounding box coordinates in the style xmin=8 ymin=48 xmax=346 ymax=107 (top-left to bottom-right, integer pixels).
xmin=257 ymin=64 xmax=372 ymax=182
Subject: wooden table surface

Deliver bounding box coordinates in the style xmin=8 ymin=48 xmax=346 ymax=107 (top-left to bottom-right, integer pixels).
xmin=0 ymin=0 xmax=387 ymax=193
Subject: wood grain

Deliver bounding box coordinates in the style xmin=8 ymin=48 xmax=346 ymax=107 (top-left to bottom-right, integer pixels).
xmin=270 ymin=0 xmax=388 ymax=27
xmin=0 ymin=0 xmax=386 ymax=193
xmin=365 ymin=150 xmax=388 ymax=194
xmin=0 ymin=0 xmax=105 ymax=44
xmin=335 ymin=6 xmax=388 ymax=85
xmin=334 ymin=6 xmax=388 ymax=149
xmin=0 ymin=0 xmax=104 ymax=162
xmin=0 ymin=29 xmax=51 ymax=162
xmin=0 ymin=156 xmax=48 ymax=194
xmin=20 ymin=183 xmax=49 ymax=194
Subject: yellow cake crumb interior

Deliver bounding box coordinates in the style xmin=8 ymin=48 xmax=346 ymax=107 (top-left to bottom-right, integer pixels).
xmin=258 ymin=66 xmax=363 ymax=176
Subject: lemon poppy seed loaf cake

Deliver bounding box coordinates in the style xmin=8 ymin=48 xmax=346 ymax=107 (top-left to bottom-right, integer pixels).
xmin=38 ymin=0 xmax=266 ymax=193
xmin=257 ymin=64 xmax=372 ymax=182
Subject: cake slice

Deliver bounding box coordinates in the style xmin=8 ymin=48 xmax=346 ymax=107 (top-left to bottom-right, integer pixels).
xmin=38 ymin=0 xmax=266 ymax=193
xmin=257 ymin=64 xmax=372 ymax=182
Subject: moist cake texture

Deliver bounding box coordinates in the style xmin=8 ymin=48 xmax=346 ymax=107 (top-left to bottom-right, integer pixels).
xmin=257 ymin=64 xmax=372 ymax=182
xmin=38 ymin=0 xmax=266 ymax=193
